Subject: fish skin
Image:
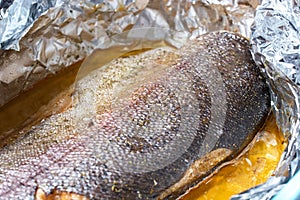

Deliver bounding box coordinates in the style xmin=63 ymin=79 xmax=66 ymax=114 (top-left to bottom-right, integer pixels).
xmin=0 ymin=32 xmax=270 ymax=200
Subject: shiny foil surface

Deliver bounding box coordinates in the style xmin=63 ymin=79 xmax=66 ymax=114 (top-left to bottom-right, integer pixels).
xmin=0 ymin=0 xmax=258 ymax=107
xmin=232 ymin=0 xmax=300 ymax=199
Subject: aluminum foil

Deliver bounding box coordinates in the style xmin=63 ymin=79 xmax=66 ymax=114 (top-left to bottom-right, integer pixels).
xmin=231 ymin=0 xmax=300 ymax=199
xmin=0 ymin=0 xmax=258 ymax=107
xmin=0 ymin=0 xmax=64 ymax=50
xmin=2 ymin=0 xmax=298 ymax=199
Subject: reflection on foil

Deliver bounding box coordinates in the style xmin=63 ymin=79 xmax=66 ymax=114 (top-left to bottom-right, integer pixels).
xmin=0 ymin=0 xmax=14 ymax=13
xmin=231 ymin=0 xmax=300 ymax=199
xmin=0 ymin=0 xmax=64 ymax=50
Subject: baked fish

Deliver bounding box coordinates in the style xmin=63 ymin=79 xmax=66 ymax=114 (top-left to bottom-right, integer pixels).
xmin=0 ymin=32 xmax=270 ymax=199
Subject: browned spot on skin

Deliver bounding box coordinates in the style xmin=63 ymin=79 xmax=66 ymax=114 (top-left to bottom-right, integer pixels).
xmin=126 ymin=135 xmax=152 ymax=153
xmin=35 ymin=187 xmax=89 ymax=200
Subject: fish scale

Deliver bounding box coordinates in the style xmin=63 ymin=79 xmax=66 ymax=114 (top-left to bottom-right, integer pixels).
xmin=0 ymin=31 xmax=270 ymax=199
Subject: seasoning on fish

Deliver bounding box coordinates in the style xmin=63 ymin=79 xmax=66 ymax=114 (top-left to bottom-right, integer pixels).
xmin=0 ymin=31 xmax=270 ymax=200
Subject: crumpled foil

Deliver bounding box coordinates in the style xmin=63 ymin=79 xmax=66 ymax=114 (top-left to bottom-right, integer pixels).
xmin=231 ymin=0 xmax=300 ymax=199
xmin=1 ymin=0 xmax=298 ymax=199
xmin=0 ymin=0 xmax=64 ymax=50
xmin=0 ymin=0 xmax=258 ymax=107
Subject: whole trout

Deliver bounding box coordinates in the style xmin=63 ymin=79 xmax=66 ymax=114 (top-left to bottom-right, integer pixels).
xmin=0 ymin=32 xmax=270 ymax=199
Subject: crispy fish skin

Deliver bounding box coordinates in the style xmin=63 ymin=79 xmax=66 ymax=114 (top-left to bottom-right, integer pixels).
xmin=0 ymin=32 xmax=270 ymax=200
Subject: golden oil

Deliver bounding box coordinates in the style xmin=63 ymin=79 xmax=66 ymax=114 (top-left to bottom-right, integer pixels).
xmin=180 ymin=114 xmax=286 ymax=200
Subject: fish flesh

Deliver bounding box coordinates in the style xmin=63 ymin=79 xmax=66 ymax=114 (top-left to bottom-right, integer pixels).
xmin=0 ymin=31 xmax=270 ymax=199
